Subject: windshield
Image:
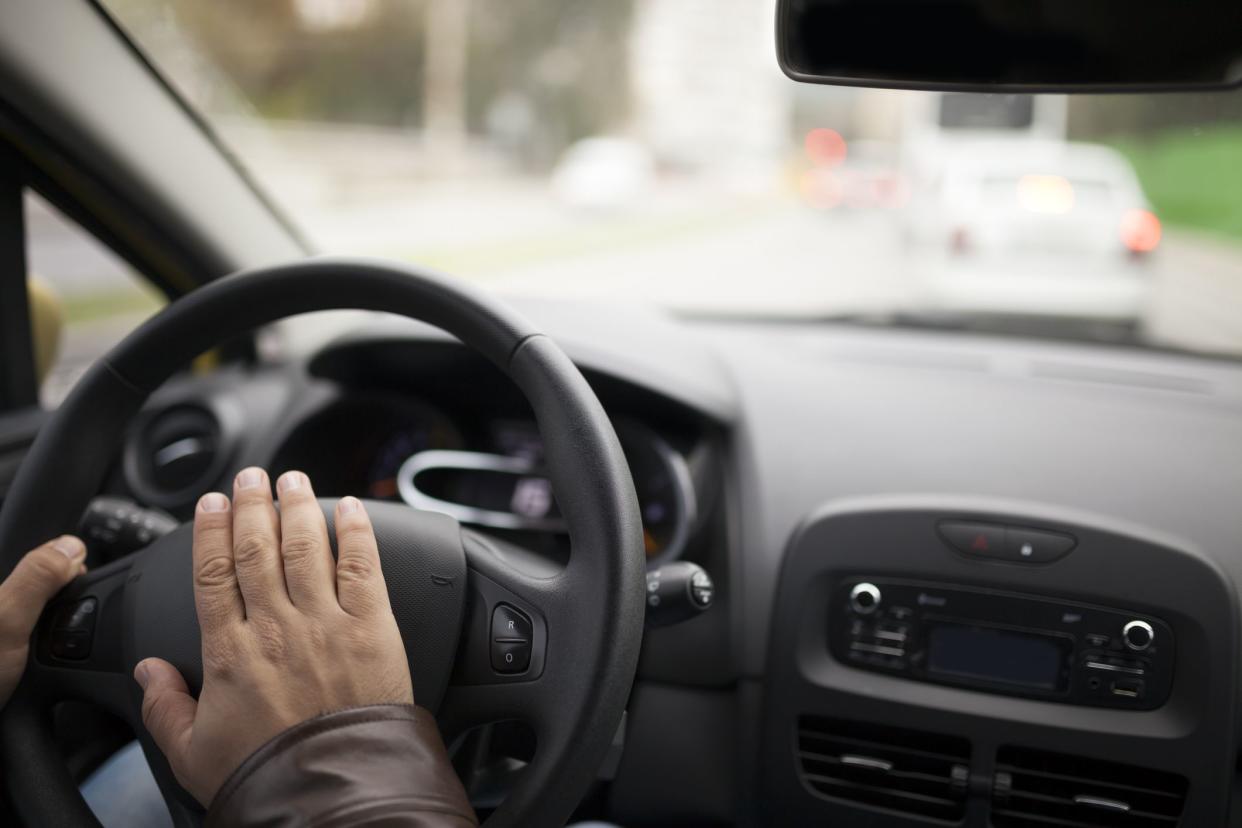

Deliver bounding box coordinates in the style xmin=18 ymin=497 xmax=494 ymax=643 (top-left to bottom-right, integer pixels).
xmin=102 ymin=0 xmax=1242 ymax=358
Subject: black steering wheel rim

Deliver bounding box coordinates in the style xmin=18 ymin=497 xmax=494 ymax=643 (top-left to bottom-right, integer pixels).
xmin=0 ymin=258 xmax=647 ymax=827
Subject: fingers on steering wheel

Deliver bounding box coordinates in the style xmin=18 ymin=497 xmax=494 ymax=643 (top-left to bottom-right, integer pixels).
xmin=275 ymin=471 xmax=336 ymax=612
xmin=230 ymin=467 xmax=289 ymax=615
xmin=192 ymin=492 xmax=244 ymax=631
xmin=334 ymin=497 xmax=390 ymax=618
xmin=0 ymin=535 xmax=86 ymax=648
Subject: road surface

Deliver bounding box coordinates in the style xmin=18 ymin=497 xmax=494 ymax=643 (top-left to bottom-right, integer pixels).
xmin=25 ymin=181 xmax=1242 ymax=405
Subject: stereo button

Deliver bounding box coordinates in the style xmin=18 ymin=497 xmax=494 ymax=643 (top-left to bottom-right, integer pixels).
xmin=938 ymin=521 xmax=1006 ymax=557
xmin=1005 ymin=528 xmax=1076 ymax=563
xmin=849 ymin=583 xmax=881 ymax=614
xmin=1122 ymin=620 xmax=1154 ymax=651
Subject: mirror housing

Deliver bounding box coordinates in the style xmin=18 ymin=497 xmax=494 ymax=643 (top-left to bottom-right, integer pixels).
xmin=777 ymin=0 xmax=1242 ymax=92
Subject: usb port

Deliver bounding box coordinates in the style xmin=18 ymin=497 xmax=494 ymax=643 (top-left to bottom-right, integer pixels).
xmin=1110 ymin=679 xmax=1143 ymax=699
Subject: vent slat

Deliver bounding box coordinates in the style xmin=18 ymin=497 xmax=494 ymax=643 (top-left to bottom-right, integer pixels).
xmin=799 ymin=729 xmax=967 ymax=764
xmin=993 ymin=808 xmax=1179 ymax=828
xmin=795 ymin=716 xmax=969 ymax=821
xmin=997 ymin=764 xmax=1186 ymax=801
xmin=1006 ymin=790 xmax=1183 ymax=823
xmin=803 ymin=771 xmax=960 ymax=808
xmin=993 ymin=746 xmax=1187 ymax=828
xmin=799 ymin=752 xmax=958 ymax=787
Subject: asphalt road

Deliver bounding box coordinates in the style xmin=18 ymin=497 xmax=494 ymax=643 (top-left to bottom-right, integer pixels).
xmin=26 ymin=186 xmax=1242 ymax=405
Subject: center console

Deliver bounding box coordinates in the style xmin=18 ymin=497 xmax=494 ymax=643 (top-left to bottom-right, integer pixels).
xmin=760 ymin=499 xmax=1238 ymax=827
xmin=832 ymin=577 xmax=1174 ymax=709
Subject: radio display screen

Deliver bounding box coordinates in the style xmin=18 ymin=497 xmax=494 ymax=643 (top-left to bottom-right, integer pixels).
xmin=926 ymin=623 xmax=1068 ymax=691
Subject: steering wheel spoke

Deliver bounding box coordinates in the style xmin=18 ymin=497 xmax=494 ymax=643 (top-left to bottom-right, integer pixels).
xmin=26 ymin=556 xmax=137 ymax=718
xmin=438 ymin=530 xmax=564 ymax=739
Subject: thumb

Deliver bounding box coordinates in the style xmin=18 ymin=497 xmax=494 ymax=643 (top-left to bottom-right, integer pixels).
xmin=0 ymin=536 xmax=86 ymax=648
xmin=135 ymin=658 xmax=197 ymax=777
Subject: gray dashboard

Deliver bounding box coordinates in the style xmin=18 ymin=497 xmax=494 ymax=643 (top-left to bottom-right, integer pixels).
xmin=124 ymin=298 xmax=1242 ymax=825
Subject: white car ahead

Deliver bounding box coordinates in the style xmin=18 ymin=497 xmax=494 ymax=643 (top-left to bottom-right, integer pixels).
xmin=904 ymin=141 xmax=1161 ymax=323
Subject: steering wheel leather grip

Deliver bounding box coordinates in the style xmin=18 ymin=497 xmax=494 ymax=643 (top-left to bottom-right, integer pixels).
xmin=0 ymin=259 xmax=647 ymax=828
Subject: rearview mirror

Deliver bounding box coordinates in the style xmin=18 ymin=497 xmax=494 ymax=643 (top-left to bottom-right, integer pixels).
xmin=777 ymin=0 xmax=1242 ymax=92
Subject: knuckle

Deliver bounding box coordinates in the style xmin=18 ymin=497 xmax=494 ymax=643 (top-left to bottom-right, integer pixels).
xmin=336 ymin=554 xmax=376 ymax=584
xmin=194 ymin=555 xmax=236 ymax=590
xmin=233 ymin=532 xmax=272 ymax=568
xmin=281 ymin=529 xmax=321 ymax=563
xmin=248 ymin=617 xmax=290 ymax=662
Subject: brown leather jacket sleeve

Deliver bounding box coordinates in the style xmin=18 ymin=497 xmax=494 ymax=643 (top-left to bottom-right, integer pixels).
xmin=205 ymin=704 xmax=478 ymax=827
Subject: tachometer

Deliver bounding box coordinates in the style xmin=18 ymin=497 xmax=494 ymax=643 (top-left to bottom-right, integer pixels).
xmin=615 ymin=421 xmax=697 ymax=565
xmin=365 ymin=407 xmax=464 ymax=500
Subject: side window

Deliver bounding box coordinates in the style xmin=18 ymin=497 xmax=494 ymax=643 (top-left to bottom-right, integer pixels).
xmin=24 ymin=191 xmax=165 ymax=407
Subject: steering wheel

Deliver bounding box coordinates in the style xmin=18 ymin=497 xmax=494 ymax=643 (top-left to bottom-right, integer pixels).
xmin=0 ymin=259 xmax=646 ymax=827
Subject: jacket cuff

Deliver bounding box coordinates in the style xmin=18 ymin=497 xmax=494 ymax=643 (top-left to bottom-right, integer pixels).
xmin=206 ymin=704 xmax=478 ymax=827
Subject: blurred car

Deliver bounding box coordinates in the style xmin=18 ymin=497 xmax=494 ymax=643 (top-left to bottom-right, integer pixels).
xmin=904 ymin=141 xmax=1160 ymax=321
xmin=800 ymin=139 xmax=910 ymax=211
xmin=550 ymin=137 xmax=655 ymax=211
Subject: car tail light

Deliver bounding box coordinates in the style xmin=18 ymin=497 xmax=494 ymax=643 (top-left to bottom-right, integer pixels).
xmin=949 ymin=226 xmax=971 ymax=254
xmin=805 ymin=128 xmax=847 ymax=168
xmin=1017 ymin=174 xmax=1075 ymax=215
xmin=1120 ymin=209 xmax=1161 ymax=254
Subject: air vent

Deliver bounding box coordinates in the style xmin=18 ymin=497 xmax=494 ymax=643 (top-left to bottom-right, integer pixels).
xmin=993 ymin=746 xmax=1188 ymax=828
xmin=124 ymin=403 xmax=228 ymax=511
xmin=796 ymin=715 xmax=970 ymax=821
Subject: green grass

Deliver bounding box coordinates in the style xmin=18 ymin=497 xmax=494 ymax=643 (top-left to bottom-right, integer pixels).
xmin=59 ymin=285 xmax=163 ymax=325
xmin=1114 ymin=126 xmax=1242 ymax=241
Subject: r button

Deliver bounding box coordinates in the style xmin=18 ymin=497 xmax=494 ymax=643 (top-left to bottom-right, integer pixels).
xmin=491 ymin=604 xmax=532 ymax=642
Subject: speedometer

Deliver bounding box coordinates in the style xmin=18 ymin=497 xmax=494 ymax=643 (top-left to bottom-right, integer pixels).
xmin=386 ymin=417 xmax=696 ymax=565
xmin=614 ymin=422 xmax=697 ymax=565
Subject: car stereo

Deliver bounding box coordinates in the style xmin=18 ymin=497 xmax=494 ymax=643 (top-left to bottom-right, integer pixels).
xmin=829 ymin=577 xmax=1174 ymax=710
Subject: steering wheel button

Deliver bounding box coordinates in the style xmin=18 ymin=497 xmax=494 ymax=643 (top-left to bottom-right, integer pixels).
xmin=54 ymin=598 xmax=98 ymax=633
xmin=50 ymin=631 xmax=91 ymax=660
xmin=491 ymin=604 xmax=532 ymax=643
xmin=491 ymin=639 xmax=532 ymax=674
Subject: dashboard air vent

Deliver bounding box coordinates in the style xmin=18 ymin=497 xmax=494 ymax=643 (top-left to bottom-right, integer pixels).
xmin=125 ymin=403 xmax=228 ymax=511
xmin=795 ymin=715 xmax=970 ymax=821
xmin=993 ymin=746 xmax=1187 ymax=828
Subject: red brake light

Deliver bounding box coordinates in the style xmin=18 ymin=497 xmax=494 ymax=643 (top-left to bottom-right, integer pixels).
xmin=1120 ymin=209 xmax=1161 ymax=253
xmin=804 ymin=128 xmax=847 ymax=168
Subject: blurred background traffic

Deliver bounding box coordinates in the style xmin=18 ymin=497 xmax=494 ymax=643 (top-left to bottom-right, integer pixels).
xmin=30 ymin=0 xmax=1242 ymax=403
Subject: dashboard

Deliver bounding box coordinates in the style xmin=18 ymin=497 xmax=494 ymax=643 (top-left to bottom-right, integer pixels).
xmin=266 ymin=391 xmax=698 ymax=567
xmin=100 ymin=298 xmax=1242 ymax=827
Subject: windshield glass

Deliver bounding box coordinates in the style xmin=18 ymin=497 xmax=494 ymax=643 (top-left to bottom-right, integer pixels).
xmin=102 ymin=0 xmax=1242 ymax=358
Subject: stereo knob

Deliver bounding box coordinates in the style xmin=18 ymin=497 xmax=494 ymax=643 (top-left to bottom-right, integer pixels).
xmin=849 ymin=582 xmax=881 ymax=615
xmin=1122 ymin=620 xmax=1154 ymax=651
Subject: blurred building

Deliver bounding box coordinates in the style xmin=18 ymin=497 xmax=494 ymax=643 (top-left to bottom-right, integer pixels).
xmin=627 ymin=0 xmax=792 ymax=170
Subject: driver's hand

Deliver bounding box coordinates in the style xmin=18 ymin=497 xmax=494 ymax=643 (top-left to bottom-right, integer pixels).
xmin=134 ymin=468 xmax=413 ymax=806
xmin=0 ymin=536 xmax=87 ymax=709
